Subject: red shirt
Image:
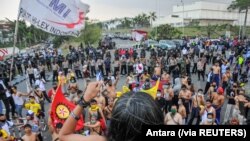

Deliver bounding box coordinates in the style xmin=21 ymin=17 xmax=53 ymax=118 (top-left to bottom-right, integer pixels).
xmin=48 ymin=88 xmax=55 ymax=98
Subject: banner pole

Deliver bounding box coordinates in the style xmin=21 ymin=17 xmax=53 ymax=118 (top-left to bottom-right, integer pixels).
xmin=9 ymin=0 xmax=22 ymax=82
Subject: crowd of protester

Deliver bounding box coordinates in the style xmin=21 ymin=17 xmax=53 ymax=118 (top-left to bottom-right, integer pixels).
xmin=0 ymin=37 xmax=250 ymax=140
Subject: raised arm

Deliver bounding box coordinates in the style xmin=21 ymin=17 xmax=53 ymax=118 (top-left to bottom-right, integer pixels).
xmin=114 ymin=74 xmax=120 ymax=88
xmin=59 ymin=81 xmax=106 ymax=141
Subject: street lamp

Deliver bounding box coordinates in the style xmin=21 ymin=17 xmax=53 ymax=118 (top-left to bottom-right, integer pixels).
xmin=181 ymin=0 xmax=185 ymax=37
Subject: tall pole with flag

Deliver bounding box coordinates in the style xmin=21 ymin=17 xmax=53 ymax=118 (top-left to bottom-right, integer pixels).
xmin=9 ymin=0 xmax=89 ymax=83
xmin=9 ymin=0 xmax=22 ymax=82
xmin=181 ymin=0 xmax=185 ymax=37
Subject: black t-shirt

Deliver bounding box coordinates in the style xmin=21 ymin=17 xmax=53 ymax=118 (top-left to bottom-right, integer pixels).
xmin=227 ymin=89 xmax=236 ymax=105
xmin=155 ymin=97 xmax=166 ymax=109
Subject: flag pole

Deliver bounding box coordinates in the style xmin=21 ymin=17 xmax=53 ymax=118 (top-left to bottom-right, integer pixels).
xmin=9 ymin=0 xmax=22 ymax=83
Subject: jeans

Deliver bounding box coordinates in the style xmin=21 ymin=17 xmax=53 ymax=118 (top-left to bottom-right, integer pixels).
xmin=75 ymin=70 xmax=83 ymax=78
xmin=105 ymin=67 xmax=110 ymax=76
xmin=192 ymin=63 xmax=197 ymax=73
xmin=121 ymin=65 xmax=127 ymax=75
xmin=40 ymin=71 xmax=46 ymax=81
xmin=128 ymin=66 xmax=133 ymax=74
xmin=213 ymin=105 xmax=222 ymax=125
xmin=15 ymin=104 xmax=23 ymax=117
xmin=197 ymin=70 xmax=204 ymax=81
xmin=91 ymin=66 xmax=96 ymax=77
xmin=63 ymin=68 xmax=68 ymax=76
xmin=3 ymin=97 xmax=16 ymax=120
xmin=98 ymin=65 xmax=104 ymax=76
xmin=29 ymin=74 xmax=35 ymax=86
xmin=43 ymin=91 xmax=51 ymax=103
xmin=52 ymin=71 xmax=58 ymax=82
xmin=40 ymin=100 xmax=45 ymax=112
xmin=188 ymin=107 xmax=201 ymax=125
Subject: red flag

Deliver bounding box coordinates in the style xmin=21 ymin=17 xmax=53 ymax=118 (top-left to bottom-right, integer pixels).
xmin=50 ymin=85 xmax=84 ymax=131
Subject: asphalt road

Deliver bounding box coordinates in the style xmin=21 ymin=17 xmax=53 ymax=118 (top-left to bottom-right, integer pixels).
xmin=9 ymin=39 xmax=249 ymax=140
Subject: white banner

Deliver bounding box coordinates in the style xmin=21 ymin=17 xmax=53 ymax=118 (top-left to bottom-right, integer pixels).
xmin=0 ymin=47 xmax=20 ymax=60
xmin=131 ymin=30 xmax=148 ymax=42
xmin=19 ymin=0 xmax=89 ymax=37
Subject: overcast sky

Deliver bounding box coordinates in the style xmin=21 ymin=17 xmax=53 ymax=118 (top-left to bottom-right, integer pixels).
xmin=0 ymin=0 xmax=232 ymax=21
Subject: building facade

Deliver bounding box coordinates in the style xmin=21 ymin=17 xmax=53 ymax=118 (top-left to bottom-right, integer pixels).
xmin=0 ymin=20 xmax=14 ymax=44
xmin=160 ymin=1 xmax=250 ymax=27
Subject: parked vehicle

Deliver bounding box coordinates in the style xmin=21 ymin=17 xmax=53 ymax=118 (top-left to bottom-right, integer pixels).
xmin=158 ymin=40 xmax=176 ymax=50
xmin=172 ymin=39 xmax=185 ymax=49
xmin=99 ymin=36 xmax=116 ymax=49
xmin=143 ymin=39 xmax=159 ymax=50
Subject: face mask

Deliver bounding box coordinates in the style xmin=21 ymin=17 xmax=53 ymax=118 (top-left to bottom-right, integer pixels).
xmin=90 ymin=119 xmax=96 ymax=124
xmin=207 ymin=118 xmax=213 ymax=123
xmin=198 ymin=92 xmax=203 ymax=96
xmin=171 ymin=109 xmax=177 ymax=115
xmin=157 ymin=93 xmax=161 ymax=97
xmin=178 ymin=101 xmax=182 ymax=105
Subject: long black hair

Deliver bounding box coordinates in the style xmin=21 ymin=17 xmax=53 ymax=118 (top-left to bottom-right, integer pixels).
xmin=108 ymin=91 xmax=164 ymax=141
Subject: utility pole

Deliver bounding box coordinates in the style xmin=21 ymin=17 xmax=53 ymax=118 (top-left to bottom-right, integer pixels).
xmin=181 ymin=0 xmax=185 ymax=37
xmin=238 ymin=12 xmax=242 ymax=40
xmin=156 ymin=0 xmax=159 ymax=40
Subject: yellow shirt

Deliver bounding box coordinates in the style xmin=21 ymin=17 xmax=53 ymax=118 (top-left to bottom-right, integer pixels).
xmin=0 ymin=129 xmax=8 ymax=139
xmin=25 ymin=102 xmax=41 ymax=115
xmin=58 ymin=76 xmax=67 ymax=84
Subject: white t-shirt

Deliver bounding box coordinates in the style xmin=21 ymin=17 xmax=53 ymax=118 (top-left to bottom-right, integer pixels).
xmin=1 ymin=121 xmax=13 ymax=135
xmin=12 ymin=94 xmax=24 ymax=106
xmin=35 ymin=80 xmax=46 ymax=91
xmin=107 ymin=76 xmax=115 ymax=84
xmin=182 ymin=49 xmax=187 ymax=55
xmin=221 ymin=64 xmax=227 ymax=74
xmin=201 ymin=107 xmax=214 ymax=123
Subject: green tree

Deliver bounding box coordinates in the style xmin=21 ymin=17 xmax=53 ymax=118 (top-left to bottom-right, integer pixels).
xmin=82 ymin=23 xmax=101 ymax=44
xmin=120 ymin=17 xmax=132 ymax=28
xmin=133 ymin=13 xmax=150 ymax=28
xmin=5 ymin=18 xmax=49 ymax=48
xmin=149 ymin=12 xmax=157 ymax=27
xmin=228 ymin=0 xmax=250 ymax=38
xmin=141 ymin=13 xmax=150 ymax=27
xmin=151 ymin=24 xmax=182 ymax=40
